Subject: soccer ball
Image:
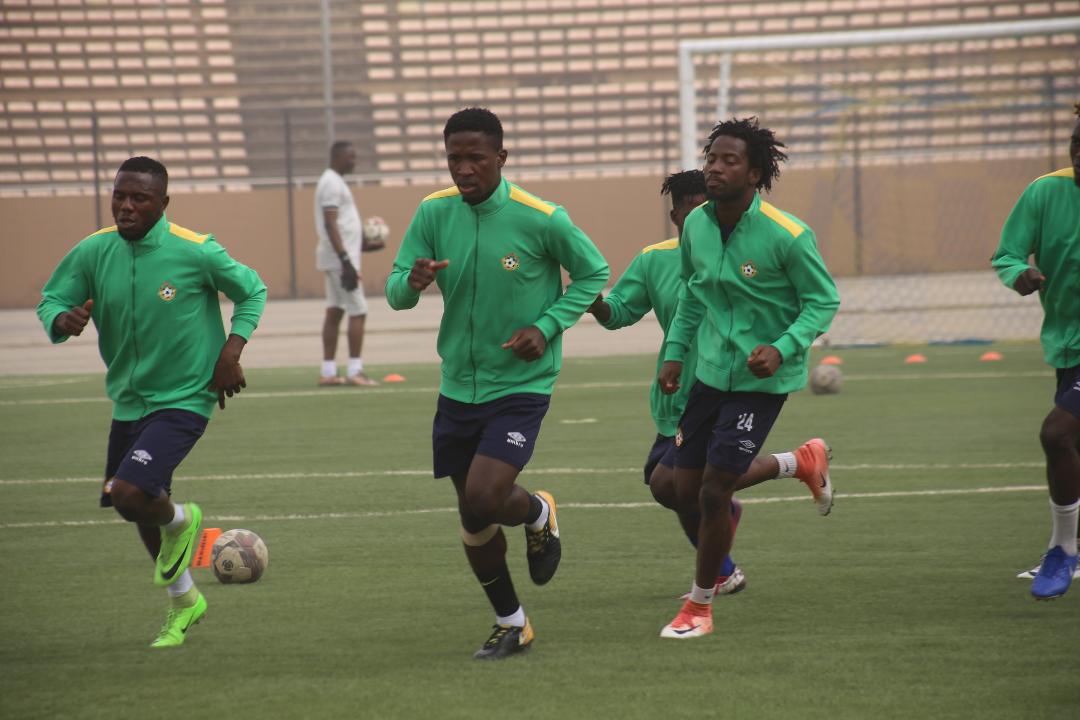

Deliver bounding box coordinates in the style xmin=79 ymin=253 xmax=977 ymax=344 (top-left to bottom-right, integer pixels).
xmin=809 ymin=364 xmax=843 ymax=395
xmin=211 ymin=529 xmax=269 ymax=584
xmin=362 ymin=216 xmax=390 ymax=244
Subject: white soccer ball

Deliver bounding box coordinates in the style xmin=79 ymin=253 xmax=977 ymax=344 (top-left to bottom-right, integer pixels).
xmin=809 ymin=364 xmax=843 ymax=395
xmin=211 ymin=529 xmax=269 ymax=584
xmin=362 ymin=216 xmax=390 ymax=243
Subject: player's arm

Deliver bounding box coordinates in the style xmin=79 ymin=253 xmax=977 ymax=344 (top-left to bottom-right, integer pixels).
xmin=589 ymin=251 xmax=653 ymax=330
xmin=385 ymin=203 xmax=444 ymax=310
xmin=36 ymin=241 xmax=93 ymax=344
xmin=660 ymin=231 xmax=702 ymax=393
xmin=991 ymin=186 xmax=1044 ymax=296
xmin=203 ymin=240 xmax=268 ymax=408
xmin=764 ymin=229 xmax=840 ymax=375
xmin=530 ymin=208 xmax=610 ymax=342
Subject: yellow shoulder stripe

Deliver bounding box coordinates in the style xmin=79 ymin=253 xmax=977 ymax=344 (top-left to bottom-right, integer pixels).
xmin=642 ymin=238 xmax=679 ymax=254
xmin=89 ymin=225 xmax=117 ymax=237
xmin=170 ymin=223 xmax=209 ymax=244
xmin=1033 ymin=167 xmax=1074 ymax=183
xmin=509 ymin=186 xmax=555 ymax=217
xmin=758 ymin=201 xmax=804 ymax=238
xmin=423 ymin=186 xmax=460 ymax=202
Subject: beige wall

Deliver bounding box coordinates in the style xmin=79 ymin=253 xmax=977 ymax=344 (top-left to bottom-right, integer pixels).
xmin=1 ymin=157 xmax=1056 ymax=309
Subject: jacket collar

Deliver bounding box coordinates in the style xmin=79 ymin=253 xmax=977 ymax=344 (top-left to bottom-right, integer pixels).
xmin=122 ymin=214 xmax=169 ymax=255
xmin=467 ymin=177 xmax=510 ymax=217
xmin=703 ymin=192 xmax=761 ymax=229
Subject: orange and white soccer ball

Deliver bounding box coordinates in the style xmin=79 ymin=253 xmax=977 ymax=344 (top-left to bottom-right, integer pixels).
xmin=211 ymin=529 xmax=269 ymax=584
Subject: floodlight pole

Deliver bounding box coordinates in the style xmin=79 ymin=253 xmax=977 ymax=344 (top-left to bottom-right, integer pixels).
xmin=320 ymin=0 xmax=335 ymax=144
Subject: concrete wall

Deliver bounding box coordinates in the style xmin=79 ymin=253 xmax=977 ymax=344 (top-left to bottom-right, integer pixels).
xmin=1 ymin=157 xmax=1055 ymax=308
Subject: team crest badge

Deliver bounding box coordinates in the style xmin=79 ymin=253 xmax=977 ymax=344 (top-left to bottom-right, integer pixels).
xmin=675 ymin=427 xmax=684 ymax=447
xmin=501 ymin=253 xmax=520 ymax=271
xmin=740 ymin=261 xmax=757 ymax=279
xmin=158 ymin=282 xmax=177 ymax=301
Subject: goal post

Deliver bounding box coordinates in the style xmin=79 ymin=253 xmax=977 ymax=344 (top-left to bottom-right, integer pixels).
xmin=675 ymin=17 xmax=1080 ymax=345
xmin=678 ymin=17 xmax=1080 ymax=170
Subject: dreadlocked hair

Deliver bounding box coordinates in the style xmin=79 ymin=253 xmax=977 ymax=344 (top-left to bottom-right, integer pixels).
xmin=703 ymin=117 xmax=788 ymax=193
xmin=660 ymin=169 xmax=706 ymax=207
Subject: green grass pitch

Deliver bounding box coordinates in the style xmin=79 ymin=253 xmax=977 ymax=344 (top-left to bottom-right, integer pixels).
xmin=2 ymin=342 xmax=1078 ymax=719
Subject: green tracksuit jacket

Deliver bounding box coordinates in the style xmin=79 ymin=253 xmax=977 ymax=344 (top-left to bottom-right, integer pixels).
xmin=385 ymin=178 xmax=609 ymax=403
xmin=665 ymin=194 xmax=840 ymax=394
xmin=37 ymin=215 xmax=267 ymax=420
xmin=992 ymin=168 xmax=1080 ymax=368
xmin=599 ymin=238 xmax=695 ymax=437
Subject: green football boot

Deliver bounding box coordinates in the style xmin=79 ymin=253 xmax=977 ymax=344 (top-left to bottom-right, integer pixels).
xmin=150 ymin=588 xmax=207 ymax=648
xmin=154 ymin=502 xmax=202 ymax=587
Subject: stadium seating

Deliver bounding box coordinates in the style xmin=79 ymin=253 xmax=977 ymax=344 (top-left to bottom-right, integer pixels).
xmin=0 ymin=0 xmax=1077 ymax=194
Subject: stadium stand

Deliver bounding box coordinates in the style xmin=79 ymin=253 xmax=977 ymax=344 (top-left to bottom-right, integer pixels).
xmin=0 ymin=0 xmax=1076 ymax=192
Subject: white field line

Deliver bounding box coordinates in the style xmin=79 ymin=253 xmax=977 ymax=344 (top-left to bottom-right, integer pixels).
xmin=0 ymin=461 xmax=1044 ymax=486
xmin=0 ymin=483 xmax=1045 ymax=530
xmin=0 ymin=370 xmax=1053 ymax=407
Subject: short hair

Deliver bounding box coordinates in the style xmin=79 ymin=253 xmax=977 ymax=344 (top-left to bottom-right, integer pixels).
xmin=1074 ymin=100 xmax=1080 ymax=120
xmin=330 ymin=140 xmax=353 ymax=162
xmin=661 ymin=169 xmax=706 ymax=207
xmin=443 ymin=107 xmax=503 ymax=148
xmin=117 ymin=156 xmax=168 ymax=194
xmin=703 ymin=117 xmax=788 ymax=193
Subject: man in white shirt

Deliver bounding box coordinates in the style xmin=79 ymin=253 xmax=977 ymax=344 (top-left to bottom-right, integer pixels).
xmin=314 ymin=140 xmax=377 ymax=386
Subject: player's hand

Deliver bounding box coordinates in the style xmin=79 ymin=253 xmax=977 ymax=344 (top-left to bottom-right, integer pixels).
xmin=407 ymin=258 xmax=449 ymax=291
xmin=658 ymin=360 xmax=682 ymax=395
xmin=502 ymin=326 xmax=547 ymax=362
xmin=53 ymin=299 xmax=94 ymax=337
xmin=586 ymin=293 xmax=611 ymax=323
xmin=209 ymin=335 xmax=247 ymax=409
xmin=747 ymin=344 xmax=782 ymax=378
xmin=1013 ymin=267 xmax=1045 ymax=296
xmin=340 ymin=259 xmax=360 ymax=292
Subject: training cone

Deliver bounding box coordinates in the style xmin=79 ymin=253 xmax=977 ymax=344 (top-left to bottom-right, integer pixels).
xmin=980 ymin=351 xmax=1003 ymax=362
xmin=383 ymin=373 xmax=406 ymax=383
xmin=192 ymin=528 xmax=222 ymax=568
xmin=820 ymin=355 xmax=843 ymax=365
xmin=904 ymin=354 xmax=927 ymax=364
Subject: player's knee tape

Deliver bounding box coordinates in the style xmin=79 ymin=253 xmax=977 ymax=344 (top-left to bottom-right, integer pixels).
xmin=460 ymin=524 xmax=499 ymax=547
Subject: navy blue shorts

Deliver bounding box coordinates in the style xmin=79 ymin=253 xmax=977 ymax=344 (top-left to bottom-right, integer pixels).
xmin=1055 ymin=364 xmax=1080 ymax=420
xmin=643 ymin=434 xmax=676 ymax=485
xmin=432 ymin=393 xmax=550 ymax=478
xmin=101 ymin=409 xmax=208 ymax=507
xmin=674 ymin=381 xmax=787 ymax=476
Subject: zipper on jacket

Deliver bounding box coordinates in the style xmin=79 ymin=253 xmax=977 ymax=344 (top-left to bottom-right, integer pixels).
xmin=469 ymin=212 xmax=479 ymax=403
xmin=717 ymin=223 xmax=737 ymax=390
xmin=128 ymin=243 xmax=146 ymax=415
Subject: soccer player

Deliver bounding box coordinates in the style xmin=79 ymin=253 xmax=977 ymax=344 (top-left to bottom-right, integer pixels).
xmin=587 ymin=169 xmax=834 ymax=598
xmin=385 ymin=108 xmax=609 ymax=660
xmin=657 ymin=118 xmax=840 ymax=638
xmin=315 ymin=140 xmax=378 ymax=386
xmin=36 ymin=157 xmax=267 ymax=647
xmin=991 ymin=101 xmax=1080 ymax=600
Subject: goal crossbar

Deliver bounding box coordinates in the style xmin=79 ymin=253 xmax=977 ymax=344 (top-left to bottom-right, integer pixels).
xmin=678 ymin=17 xmax=1080 ymax=168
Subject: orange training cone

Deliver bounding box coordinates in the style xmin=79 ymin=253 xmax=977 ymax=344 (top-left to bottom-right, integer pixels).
xmin=980 ymin=351 xmax=1003 ymax=362
xmin=383 ymin=373 xmax=406 ymax=383
xmin=192 ymin=528 xmax=222 ymax=568
xmin=820 ymin=355 xmax=843 ymax=365
xmin=904 ymin=353 xmax=927 ymax=364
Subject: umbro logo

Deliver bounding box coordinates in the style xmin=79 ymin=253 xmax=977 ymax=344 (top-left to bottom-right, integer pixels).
xmin=507 ymin=431 xmax=526 ymax=448
xmin=131 ymin=449 xmax=153 ymax=465
xmin=737 ymin=439 xmax=756 ymax=454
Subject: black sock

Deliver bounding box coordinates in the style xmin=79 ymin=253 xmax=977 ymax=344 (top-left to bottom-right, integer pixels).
xmin=479 ymin=571 xmax=520 ymax=618
xmin=525 ymin=493 xmax=543 ymax=526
